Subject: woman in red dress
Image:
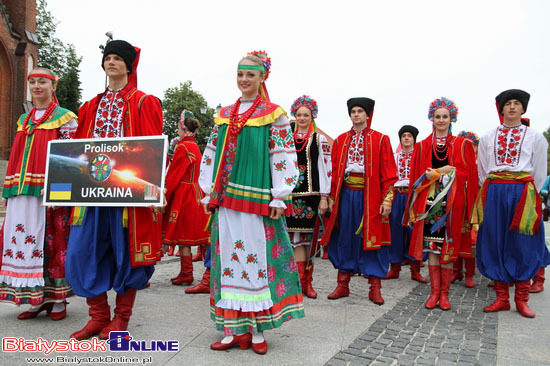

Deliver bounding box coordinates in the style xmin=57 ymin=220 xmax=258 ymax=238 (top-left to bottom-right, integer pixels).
xmin=163 ymin=110 xmax=210 ymax=285
xmin=405 ymin=97 xmax=477 ymax=310
xmin=0 ymin=68 xmax=77 ymax=319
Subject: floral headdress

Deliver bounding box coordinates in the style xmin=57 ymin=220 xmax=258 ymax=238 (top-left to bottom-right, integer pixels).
xmin=428 ymin=97 xmax=459 ymax=123
xmin=178 ymin=109 xmax=195 ymax=128
xmin=457 ymin=130 xmax=480 ymax=145
xmin=247 ymin=50 xmax=271 ymax=81
xmin=291 ymin=95 xmax=318 ymax=119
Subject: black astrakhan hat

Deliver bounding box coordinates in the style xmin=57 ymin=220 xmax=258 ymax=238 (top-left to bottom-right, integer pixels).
xmin=347 ymin=97 xmax=375 ymax=116
xmin=398 ymin=125 xmax=419 ymax=142
xmin=102 ymin=40 xmax=137 ymax=74
xmin=495 ymin=89 xmax=530 ymax=114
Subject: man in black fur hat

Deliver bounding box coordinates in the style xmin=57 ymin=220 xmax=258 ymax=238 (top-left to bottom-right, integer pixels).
xmin=66 ymin=40 xmax=164 ymax=339
xmin=475 ymin=89 xmax=549 ymax=318
xmin=321 ymin=98 xmax=397 ymax=305
xmin=384 ymin=125 xmax=427 ymax=283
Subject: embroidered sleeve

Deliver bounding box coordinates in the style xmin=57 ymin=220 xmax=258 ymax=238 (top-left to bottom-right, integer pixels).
xmin=533 ymin=132 xmax=548 ymax=192
xmin=198 ymin=124 xmax=220 ymax=203
xmin=58 ymin=118 xmax=78 ymax=139
xmin=317 ymin=134 xmax=332 ymax=194
xmin=477 ymin=133 xmax=490 ymax=185
xmin=269 ymin=115 xmax=298 ymax=208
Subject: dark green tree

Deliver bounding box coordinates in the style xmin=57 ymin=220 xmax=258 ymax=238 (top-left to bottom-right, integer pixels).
xmin=36 ymin=0 xmax=82 ymax=113
xmin=162 ymin=81 xmax=215 ymax=151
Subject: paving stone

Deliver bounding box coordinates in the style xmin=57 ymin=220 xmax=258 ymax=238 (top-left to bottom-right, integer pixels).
xmin=381 ymin=350 xmax=400 ymax=359
xmin=369 ymin=342 xmax=386 ymax=350
xmin=457 ymin=362 xmax=476 ymax=366
xmin=458 ymin=355 xmax=478 ymax=364
xmin=335 ymin=353 xmax=355 ymax=362
xmin=439 ymin=351 xmax=459 ymax=360
xmin=437 ymin=359 xmax=457 ymax=366
xmin=343 ymin=347 xmax=363 ymax=356
xmin=357 ymin=351 xmax=377 ymax=361
xmin=397 ymin=354 xmax=417 ymax=364
xmin=349 ymin=358 xmax=369 ymax=366
xmin=358 ymin=333 xmax=378 ymax=342
xmin=458 ymin=349 xmax=477 ymax=357
xmin=375 ymin=356 xmax=396 ymax=364
xmin=390 ymin=341 xmax=408 ymax=349
xmin=350 ymin=340 xmax=370 ymax=350
xmin=327 ymin=359 xmax=348 ymax=366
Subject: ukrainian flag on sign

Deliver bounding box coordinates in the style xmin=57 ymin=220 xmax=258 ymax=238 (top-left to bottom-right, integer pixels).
xmin=49 ymin=183 xmax=72 ymax=200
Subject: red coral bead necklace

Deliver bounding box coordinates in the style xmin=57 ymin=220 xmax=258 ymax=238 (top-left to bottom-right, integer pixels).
xmin=228 ymin=94 xmax=262 ymax=136
xmin=22 ymin=101 xmax=57 ymax=136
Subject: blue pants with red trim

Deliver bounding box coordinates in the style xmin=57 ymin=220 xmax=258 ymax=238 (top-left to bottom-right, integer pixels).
xmin=477 ymin=183 xmax=550 ymax=283
xmin=66 ymin=207 xmax=154 ymax=298
xmin=328 ymin=188 xmax=389 ymax=277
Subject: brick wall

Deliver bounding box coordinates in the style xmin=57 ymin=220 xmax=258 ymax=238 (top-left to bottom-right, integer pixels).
xmin=0 ymin=0 xmax=37 ymax=159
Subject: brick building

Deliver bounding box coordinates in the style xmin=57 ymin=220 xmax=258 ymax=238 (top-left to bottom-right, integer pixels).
xmin=0 ymin=0 xmax=37 ymax=159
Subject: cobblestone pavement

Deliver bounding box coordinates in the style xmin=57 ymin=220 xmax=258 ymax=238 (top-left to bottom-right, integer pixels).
xmin=327 ymin=274 xmax=498 ymax=366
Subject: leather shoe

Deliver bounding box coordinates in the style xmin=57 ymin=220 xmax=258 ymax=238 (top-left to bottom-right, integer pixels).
xmin=210 ymin=333 xmax=251 ymax=351
xmin=50 ymin=301 xmax=68 ymax=321
xmin=18 ymin=302 xmax=53 ymax=320
xmin=252 ymin=340 xmax=268 ymax=355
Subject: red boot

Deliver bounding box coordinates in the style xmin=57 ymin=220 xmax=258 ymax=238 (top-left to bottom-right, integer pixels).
xmin=166 ymin=246 xmax=175 ymax=256
xmin=99 ymin=289 xmax=137 ymax=339
xmin=297 ymin=261 xmax=306 ymax=292
xmin=368 ymin=276 xmax=384 ymax=305
xmin=464 ymin=257 xmax=476 ymax=288
xmin=185 ymin=268 xmax=211 ymax=294
xmin=410 ymin=261 xmax=427 ymax=283
xmin=322 ymin=246 xmax=328 ymax=259
xmin=483 ymin=281 xmax=510 ymax=312
xmin=439 ymin=267 xmax=452 ymax=310
xmin=70 ymin=293 xmax=111 ymax=340
xmin=327 ymin=271 xmax=351 ymax=299
xmin=450 ymin=257 xmax=464 ymax=283
xmin=303 ymin=263 xmax=318 ymax=299
xmin=529 ymin=267 xmax=545 ymax=293
xmin=172 ymin=255 xmax=194 ymax=285
xmin=515 ymin=281 xmax=536 ymax=318
xmin=192 ymin=245 xmax=203 ymax=262
xmin=425 ymin=265 xmax=440 ymax=309
xmin=384 ymin=263 xmax=401 ymax=279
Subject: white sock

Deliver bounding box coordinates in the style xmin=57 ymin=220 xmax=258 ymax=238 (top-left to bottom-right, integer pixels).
xmin=252 ymin=332 xmax=264 ymax=344
xmin=52 ymin=302 xmax=65 ymax=313
xmin=27 ymin=305 xmax=41 ymax=312
xmin=220 ymin=335 xmax=234 ymax=344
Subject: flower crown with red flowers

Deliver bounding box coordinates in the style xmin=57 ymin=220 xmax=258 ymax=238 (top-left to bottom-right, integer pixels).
xmin=291 ymin=95 xmax=318 ymax=119
xmin=247 ymin=50 xmax=271 ymax=81
xmin=428 ymin=97 xmax=459 ymax=122
xmin=457 ymin=130 xmax=480 ymax=145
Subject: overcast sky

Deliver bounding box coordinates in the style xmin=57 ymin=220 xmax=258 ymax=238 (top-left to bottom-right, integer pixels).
xmin=47 ymin=0 xmax=550 ymax=147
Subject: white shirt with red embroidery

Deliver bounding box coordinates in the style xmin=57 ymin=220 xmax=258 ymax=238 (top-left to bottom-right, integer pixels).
xmin=394 ymin=150 xmax=413 ymax=187
xmin=478 ymin=124 xmax=548 ymax=191
xmin=345 ymin=129 xmax=365 ymax=174
xmin=93 ymin=88 xmax=125 ymax=138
